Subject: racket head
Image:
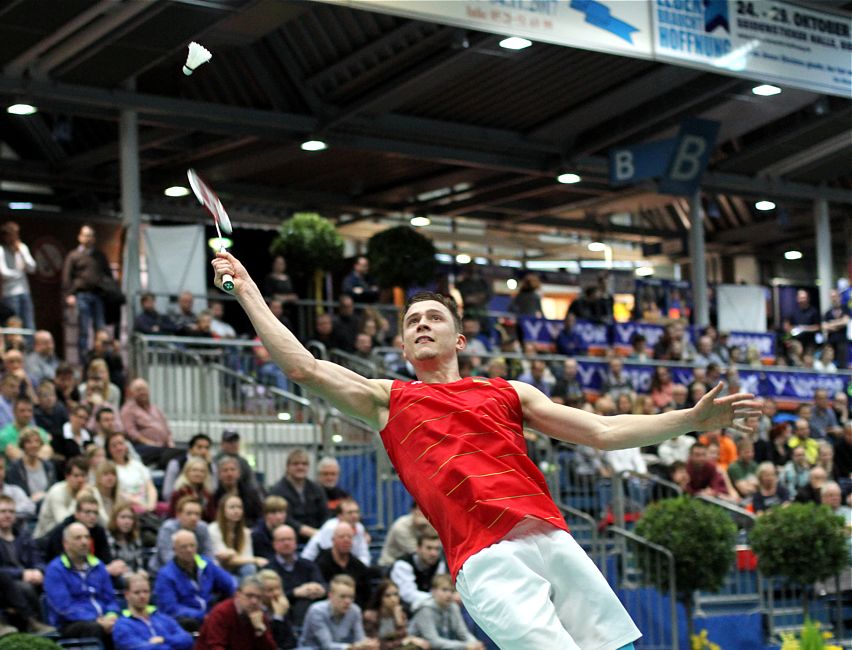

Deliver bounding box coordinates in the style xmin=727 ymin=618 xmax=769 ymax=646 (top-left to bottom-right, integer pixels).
xmin=187 ymin=168 xmax=233 ymax=235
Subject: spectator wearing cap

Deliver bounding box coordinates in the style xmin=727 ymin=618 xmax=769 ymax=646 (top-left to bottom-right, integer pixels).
xmin=216 ymin=430 xmax=259 ymax=491
xmin=269 ymin=449 xmax=328 ymax=543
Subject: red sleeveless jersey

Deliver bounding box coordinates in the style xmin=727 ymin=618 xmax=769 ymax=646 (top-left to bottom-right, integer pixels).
xmin=380 ymin=376 xmax=568 ymax=577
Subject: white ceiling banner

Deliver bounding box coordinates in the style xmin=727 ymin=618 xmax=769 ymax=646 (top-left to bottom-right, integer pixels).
xmin=318 ymin=0 xmax=851 ymax=98
xmin=652 ymin=0 xmax=852 ymax=98
xmin=320 ymin=0 xmax=654 ymax=58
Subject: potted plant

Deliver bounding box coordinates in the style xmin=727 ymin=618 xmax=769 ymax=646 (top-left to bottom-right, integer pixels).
xmin=366 ymin=226 xmax=437 ymax=300
xmin=749 ymin=503 xmax=848 ymax=617
xmin=0 ymin=634 xmax=62 ymax=649
xmin=634 ymin=496 xmax=737 ymax=638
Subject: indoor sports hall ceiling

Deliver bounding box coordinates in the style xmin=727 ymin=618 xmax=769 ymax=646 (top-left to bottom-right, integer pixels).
xmin=0 ymin=0 xmax=850 ymax=267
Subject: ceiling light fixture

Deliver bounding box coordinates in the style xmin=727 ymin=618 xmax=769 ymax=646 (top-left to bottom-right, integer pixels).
xmin=507 ymin=278 xmax=518 ymax=290
xmin=8 ymin=202 xmax=33 ymax=210
xmin=164 ymin=186 xmax=190 ymax=197
xmin=784 ymin=250 xmax=803 ymax=260
xmin=300 ymin=139 xmax=327 ymax=152
xmin=455 ymin=254 xmax=471 ymax=264
xmin=755 ymin=200 xmax=776 ymax=211
xmin=410 ymin=216 xmax=431 ymax=227
xmin=588 ymin=241 xmax=606 ymax=252
xmin=635 ymin=266 xmax=654 ymax=276
xmin=752 ymin=84 xmax=781 ymax=96
xmin=6 ymin=104 xmax=37 ymax=115
xmin=499 ymin=36 xmax=532 ymax=50
xmin=556 ymin=172 xmax=581 ymax=184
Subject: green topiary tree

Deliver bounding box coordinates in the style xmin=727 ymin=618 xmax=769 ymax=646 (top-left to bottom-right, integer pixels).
xmin=0 ymin=634 xmax=62 ymax=650
xmin=270 ymin=212 xmax=344 ymax=303
xmin=634 ymin=496 xmax=737 ymax=638
xmin=366 ymin=226 xmax=437 ymax=292
xmin=749 ymin=503 xmax=848 ymax=617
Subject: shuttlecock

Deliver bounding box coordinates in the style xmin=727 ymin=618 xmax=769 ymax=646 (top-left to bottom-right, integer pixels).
xmin=183 ymin=41 xmax=211 ymax=76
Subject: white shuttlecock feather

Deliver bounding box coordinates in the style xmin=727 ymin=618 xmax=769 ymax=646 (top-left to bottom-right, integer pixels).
xmin=183 ymin=41 xmax=212 ymax=76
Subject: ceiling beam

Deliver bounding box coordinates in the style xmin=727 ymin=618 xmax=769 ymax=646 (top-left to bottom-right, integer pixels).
xmin=758 ymin=129 xmax=852 ymax=177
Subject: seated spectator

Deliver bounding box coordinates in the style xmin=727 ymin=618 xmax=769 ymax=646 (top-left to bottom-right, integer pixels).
xmin=649 ymin=366 xmax=675 ymax=410
xmin=0 ymin=396 xmax=52 ymax=462
xmin=302 ymin=498 xmax=371 ymax=566
xmin=794 ymin=466 xmax=828 ymax=505
xmin=82 ymin=328 xmax=126 ymax=392
xmin=267 ymin=524 xmax=326 ymax=626
xmin=113 ymin=572 xmax=193 ymax=650
xmin=810 ymin=389 xmax=841 ymax=439
xmin=550 ymin=358 xmax=585 ymax=409
xmin=314 ymin=522 xmax=372 ymax=607
xmin=254 ymin=343 xmax=290 ymax=391
xmin=91 ymin=460 xmax=118 ymax=525
xmin=461 ymin=317 xmax=490 ymax=357
xmin=820 ymin=481 xmax=851 ymax=522
xmin=780 ymin=445 xmax=812 ymax=494
xmin=269 ymin=448 xmax=328 ymax=542
xmin=835 ymin=422 xmax=852 ymax=479
xmin=78 ymin=358 xmax=122 ymax=412
xmin=153 ymin=529 xmax=235 ymax=633
xmin=0 ymin=495 xmax=54 ymax=634
xmin=363 ymin=579 xmax=429 ymax=650
xmin=0 ymin=374 xmax=18 ymax=430
xmin=2 ymin=350 xmax=36 ymax=403
xmin=52 ymin=363 xmax=79 ymax=408
xmin=554 ymin=313 xmax=581 ymax=357
xmin=252 ymin=495 xmax=289 ymax=561
xmin=409 ymin=574 xmax=484 ymax=650
xmin=698 ymin=429 xmax=737 ymax=471
xmin=91 ymin=406 xmax=124 ymax=451
xmin=134 ymin=292 xmax=177 ymax=335
xmin=43 ymin=493 xmax=125 ymax=575
xmin=211 ymin=454 xmax=263 ymax=526
xmin=210 ymin=494 xmax=269 ymax=578
xmin=120 ymin=378 xmax=177 ymax=468
xmin=684 ymin=443 xmax=737 ymax=502
xmin=601 ymin=357 xmax=633 ymax=402
xmin=24 ymin=330 xmax=59 ymax=388
xmin=168 ymin=456 xmax=215 ymax=520
xmin=517 ymin=358 xmax=553 ymax=396
xmin=106 ymin=432 xmax=157 ymax=513
xmin=44 ymin=523 xmax=120 ymax=644
xmin=215 ymin=429 xmax=259 ymax=491
xmin=299 ymin=574 xmax=378 ymax=650
xmin=34 ymin=380 xmax=67 ymax=445
xmin=378 ymin=504 xmax=433 ymax=568
xmin=150 ymin=496 xmax=213 ymax=573
xmin=57 ymin=403 xmax=93 ymax=462
xmin=6 ymin=427 xmax=57 ymax=507
xmin=197 ymin=575 xmax=278 ymax=649
xmin=86 ymin=444 xmax=106 ymax=483
xmin=34 ymin=456 xmax=89 ymax=537
xmin=656 ymin=435 xmax=694 ymax=467
xmin=816 ymin=440 xmax=842 ymax=481
xmin=316 ymin=456 xmax=350 ymax=515
xmin=169 ymin=291 xmax=199 ymax=336
xmin=162 ymin=432 xmax=215 ymax=501
xmin=257 ymin=569 xmax=298 ymax=650
xmin=693 ymin=336 xmax=724 ymax=369
xmin=390 ymin=531 xmax=447 ymax=613
xmin=788 ymin=418 xmax=819 ymax=465
xmin=107 ymin=502 xmax=146 ymax=577
xmin=755 ymin=422 xmax=791 ymax=467
xmin=209 ymin=300 xmax=238 ymax=339
xmin=728 ymin=439 xmax=759 ymax=499
xmin=752 ymin=462 xmax=790 ymax=515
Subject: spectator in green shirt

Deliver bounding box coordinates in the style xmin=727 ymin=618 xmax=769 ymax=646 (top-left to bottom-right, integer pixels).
xmin=0 ymin=397 xmax=52 ymax=461
xmin=727 ymin=438 xmax=758 ymax=499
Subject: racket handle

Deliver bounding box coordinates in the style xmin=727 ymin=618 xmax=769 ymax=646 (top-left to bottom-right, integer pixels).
xmin=222 ymin=274 xmax=234 ymax=293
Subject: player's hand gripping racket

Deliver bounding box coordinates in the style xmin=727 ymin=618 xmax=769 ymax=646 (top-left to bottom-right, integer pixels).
xmin=187 ymin=168 xmax=234 ymax=293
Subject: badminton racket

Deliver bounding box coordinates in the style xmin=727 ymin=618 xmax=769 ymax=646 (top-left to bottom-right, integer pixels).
xmin=187 ymin=168 xmax=234 ymax=293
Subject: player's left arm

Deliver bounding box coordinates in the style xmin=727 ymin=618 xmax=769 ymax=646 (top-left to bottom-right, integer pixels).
xmin=511 ymin=381 xmax=762 ymax=450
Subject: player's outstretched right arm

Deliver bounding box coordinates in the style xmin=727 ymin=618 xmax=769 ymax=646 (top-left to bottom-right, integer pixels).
xmin=212 ymin=252 xmax=390 ymax=429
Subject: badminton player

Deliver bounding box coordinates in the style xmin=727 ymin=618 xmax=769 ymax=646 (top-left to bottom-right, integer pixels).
xmin=212 ymin=251 xmax=761 ymax=649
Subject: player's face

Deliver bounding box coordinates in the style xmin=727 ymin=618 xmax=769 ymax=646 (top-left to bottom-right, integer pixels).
xmin=401 ymin=301 xmax=462 ymax=362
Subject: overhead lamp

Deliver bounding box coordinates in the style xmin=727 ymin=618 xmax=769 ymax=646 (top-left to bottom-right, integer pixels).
xmin=588 ymin=241 xmax=606 ymax=252
xmin=164 ymin=185 xmax=190 ymax=197
xmin=456 ymin=254 xmax=471 ymax=264
xmin=755 ymin=200 xmax=776 ymax=211
xmin=8 ymin=202 xmax=33 ymax=210
xmin=635 ymin=266 xmax=654 ymax=277
xmin=784 ymin=250 xmax=803 ymax=260
xmin=556 ymin=172 xmax=581 ymax=184
xmin=499 ymin=36 xmax=532 ymax=50
xmin=410 ymin=216 xmax=431 ymax=227
xmin=300 ymin=139 xmax=327 ymax=152
xmin=277 ymin=412 xmax=292 ymax=421
xmin=6 ymin=103 xmax=37 ymax=115
xmin=506 ymin=278 xmax=518 ymax=290
xmin=752 ymin=84 xmax=781 ymax=96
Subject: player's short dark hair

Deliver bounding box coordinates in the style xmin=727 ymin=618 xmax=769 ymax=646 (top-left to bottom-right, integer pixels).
xmin=402 ymin=292 xmax=462 ymax=334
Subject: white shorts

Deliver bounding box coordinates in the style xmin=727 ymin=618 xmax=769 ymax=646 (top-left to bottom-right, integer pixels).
xmin=456 ymin=517 xmax=641 ymax=650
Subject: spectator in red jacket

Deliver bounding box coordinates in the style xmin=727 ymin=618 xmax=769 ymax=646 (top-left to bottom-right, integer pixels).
xmin=196 ymin=574 xmax=276 ymax=649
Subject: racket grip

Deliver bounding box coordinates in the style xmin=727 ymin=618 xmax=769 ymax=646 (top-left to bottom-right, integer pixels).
xmin=222 ymin=274 xmax=234 ymax=293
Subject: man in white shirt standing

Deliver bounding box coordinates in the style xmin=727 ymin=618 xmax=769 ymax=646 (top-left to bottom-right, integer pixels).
xmin=0 ymin=222 xmax=36 ymax=331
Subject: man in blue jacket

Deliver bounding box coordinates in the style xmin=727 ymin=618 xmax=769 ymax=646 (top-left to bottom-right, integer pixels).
xmin=44 ymin=522 xmax=120 ymax=646
xmin=152 ymin=529 xmax=234 ymax=632
xmin=113 ymin=572 xmax=193 ymax=650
